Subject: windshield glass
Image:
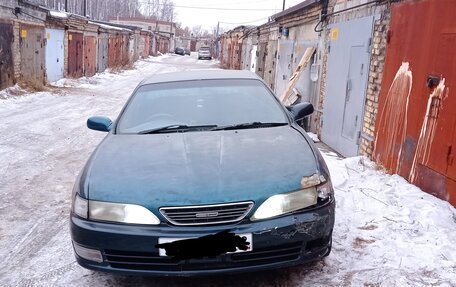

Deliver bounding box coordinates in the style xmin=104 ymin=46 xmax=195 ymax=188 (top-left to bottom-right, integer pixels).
xmin=116 ymin=79 xmax=288 ymax=134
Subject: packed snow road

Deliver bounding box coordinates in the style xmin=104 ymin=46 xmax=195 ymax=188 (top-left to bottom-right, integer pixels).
xmin=0 ymin=54 xmax=455 ymax=287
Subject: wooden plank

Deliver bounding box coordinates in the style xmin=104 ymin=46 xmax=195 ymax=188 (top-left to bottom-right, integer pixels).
xmin=279 ymin=47 xmax=316 ymax=104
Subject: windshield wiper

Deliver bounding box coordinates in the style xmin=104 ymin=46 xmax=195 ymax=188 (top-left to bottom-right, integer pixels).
xmin=138 ymin=124 xmax=217 ymax=134
xmin=211 ymin=122 xmax=287 ymax=131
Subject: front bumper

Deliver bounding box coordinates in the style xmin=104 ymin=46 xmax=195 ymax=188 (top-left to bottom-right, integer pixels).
xmin=70 ymin=199 xmax=334 ymax=276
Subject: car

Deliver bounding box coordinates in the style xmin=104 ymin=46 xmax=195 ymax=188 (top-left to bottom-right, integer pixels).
xmin=184 ymin=48 xmax=191 ymax=55
xmin=198 ymin=47 xmax=212 ymax=60
xmin=70 ymin=70 xmax=335 ymax=276
xmin=174 ymin=47 xmax=185 ymax=55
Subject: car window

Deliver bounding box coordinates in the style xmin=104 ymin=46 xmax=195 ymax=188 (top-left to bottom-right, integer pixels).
xmin=116 ymin=79 xmax=288 ymax=133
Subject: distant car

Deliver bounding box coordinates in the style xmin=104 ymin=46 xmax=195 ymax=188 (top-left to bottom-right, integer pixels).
xmin=198 ymin=47 xmax=212 ymax=60
xmin=184 ymin=48 xmax=191 ymax=55
xmin=174 ymin=47 xmax=185 ymax=55
xmin=70 ymin=70 xmax=335 ymax=276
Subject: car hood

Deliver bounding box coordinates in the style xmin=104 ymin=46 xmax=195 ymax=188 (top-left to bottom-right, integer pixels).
xmin=86 ymin=126 xmax=318 ymax=210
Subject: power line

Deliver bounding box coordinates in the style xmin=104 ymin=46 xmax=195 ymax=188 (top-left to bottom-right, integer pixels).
xmin=140 ymin=1 xmax=281 ymax=11
xmin=219 ymin=17 xmax=269 ymax=25
xmin=172 ymin=5 xmax=278 ymax=11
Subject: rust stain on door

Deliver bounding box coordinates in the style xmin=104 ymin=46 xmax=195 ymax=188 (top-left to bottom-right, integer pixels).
xmin=68 ymin=32 xmax=83 ymax=78
xmin=373 ymin=0 xmax=456 ymax=205
xmin=83 ymin=36 xmax=97 ymax=77
xmin=108 ymin=34 xmax=122 ymax=68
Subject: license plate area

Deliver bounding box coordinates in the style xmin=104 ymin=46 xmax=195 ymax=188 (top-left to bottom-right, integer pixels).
xmin=158 ymin=233 xmax=252 ymax=257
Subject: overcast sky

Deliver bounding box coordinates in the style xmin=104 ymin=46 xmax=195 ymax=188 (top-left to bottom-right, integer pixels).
xmin=173 ymin=0 xmax=305 ymax=31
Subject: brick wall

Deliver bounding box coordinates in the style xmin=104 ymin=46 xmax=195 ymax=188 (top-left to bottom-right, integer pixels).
xmin=63 ymin=31 xmax=69 ymax=77
xmin=12 ymin=21 xmax=21 ymax=81
xmin=360 ymin=9 xmax=390 ymax=157
xmin=314 ymin=0 xmax=335 ymax=136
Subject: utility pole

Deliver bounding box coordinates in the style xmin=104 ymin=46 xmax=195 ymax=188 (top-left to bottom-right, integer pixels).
xmin=282 ymin=0 xmax=286 ymax=11
xmin=64 ymin=0 xmax=68 ymax=12
xmin=215 ymin=21 xmax=220 ymax=58
xmin=171 ymin=11 xmax=175 ymax=53
xmin=83 ymin=0 xmax=87 ymax=17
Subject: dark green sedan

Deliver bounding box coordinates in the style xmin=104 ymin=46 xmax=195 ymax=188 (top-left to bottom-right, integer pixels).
xmin=70 ymin=70 xmax=335 ymax=276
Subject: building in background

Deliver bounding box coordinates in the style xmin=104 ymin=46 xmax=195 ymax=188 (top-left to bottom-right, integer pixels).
xmin=109 ymin=17 xmax=176 ymax=53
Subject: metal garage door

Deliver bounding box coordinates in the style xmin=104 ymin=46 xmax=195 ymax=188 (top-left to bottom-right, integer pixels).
xmin=97 ymin=34 xmax=108 ymax=73
xmin=20 ymin=24 xmax=46 ymax=86
xmin=321 ymin=16 xmax=374 ymax=157
xmin=275 ymin=40 xmax=294 ymax=97
xmin=68 ymin=32 xmax=83 ymax=78
xmin=83 ymin=36 xmax=97 ymax=77
xmin=45 ymin=28 xmax=64 ymax=83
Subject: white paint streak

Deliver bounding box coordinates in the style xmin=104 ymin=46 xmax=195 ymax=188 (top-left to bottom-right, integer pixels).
xmin=374 ymin=62 xmax=413 ymax=173
xmin=410 ymin=79 xmax=448 ymax=183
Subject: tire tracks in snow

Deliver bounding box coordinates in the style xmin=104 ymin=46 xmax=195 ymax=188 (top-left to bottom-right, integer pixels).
xmin=0 ymin=214 xmax=67 ymax=283
xmin=13 ymin=262 xmax=77 ymax=287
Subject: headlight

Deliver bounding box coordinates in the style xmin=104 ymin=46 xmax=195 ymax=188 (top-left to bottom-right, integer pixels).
xmin=250 ymin=187 xmax=317 ymax=221
xmin=73 ymin=194 xmax=88 ymax=219
xmin=89 ymin=200 xmax=160 ymax=225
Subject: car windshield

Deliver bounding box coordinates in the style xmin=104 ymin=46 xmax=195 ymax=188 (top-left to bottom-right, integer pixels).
xmin=116 ymin=79 xmax=288 ymax=134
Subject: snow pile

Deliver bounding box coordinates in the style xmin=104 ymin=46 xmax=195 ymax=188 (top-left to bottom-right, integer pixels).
xmin=307 ymin=132 xmax=320 ymax=142
xmin=49 ymin=10 xmax=68 ymax=18
xmin=0 ymin=84 xmax=29 ymax=99
xmin=317 ymin=152 xmax=456 ymax=286
xmin=153 ymin=53 xmax=172 ymax=62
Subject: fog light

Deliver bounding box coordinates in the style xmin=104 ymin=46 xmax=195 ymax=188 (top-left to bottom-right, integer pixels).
xmin=73 ymin=242 xmax=103 ymax=263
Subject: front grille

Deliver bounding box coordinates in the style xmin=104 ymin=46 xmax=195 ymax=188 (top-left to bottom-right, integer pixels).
xmin=104 ymin=242 xmax=303 ymax=272
xmin=159 ymin=201 xmax=254 ymax=226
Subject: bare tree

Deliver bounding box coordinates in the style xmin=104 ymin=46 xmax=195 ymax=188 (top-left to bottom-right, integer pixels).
xmin=26 ymin=0 xmax=172 ymax=22
xmin=140 ymin=0 xmax=175 ymax=21
xmin=191 ymin=25 xmax=202 ymax=37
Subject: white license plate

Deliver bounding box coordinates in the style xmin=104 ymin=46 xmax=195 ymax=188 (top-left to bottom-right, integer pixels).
xmin=158 ymin=233 xmax=252 ymax=256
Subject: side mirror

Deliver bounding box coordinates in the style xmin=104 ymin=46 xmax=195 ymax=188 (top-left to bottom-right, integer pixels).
xmin=286 ymin=102 xmax=314 ymax=121
xmin=87 ymin=116 xmax=112 ymax=132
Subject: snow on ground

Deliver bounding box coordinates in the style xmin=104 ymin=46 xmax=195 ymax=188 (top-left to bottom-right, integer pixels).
xmin=0 ymin=84 xmax=28 ymax=100
xmin=0 ymin=54 xmax=455 ymax=287
xmin=307 ymin=132 xmax=320 ymax=143
xmin=317 ymin=148 xmax=456 ymax=286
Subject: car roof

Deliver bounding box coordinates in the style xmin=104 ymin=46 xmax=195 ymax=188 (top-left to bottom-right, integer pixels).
xmin=140 ymin=70 xmax=261 ymax=85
